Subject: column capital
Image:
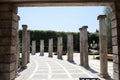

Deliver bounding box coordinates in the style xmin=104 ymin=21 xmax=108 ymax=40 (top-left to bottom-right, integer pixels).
xmin=22 ymin=25 xmax=27 ymax=28
xmin=97 ymin=15 xmax=106 ymax=20
xmin=82 ymin=26 xmax=88 ymax=29
xmin=79 ymin=28 xmax=82 ymax=31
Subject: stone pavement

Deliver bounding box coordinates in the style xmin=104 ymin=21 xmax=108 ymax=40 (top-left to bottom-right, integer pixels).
xmin=16 ymin=53 xmax=113 ymax=80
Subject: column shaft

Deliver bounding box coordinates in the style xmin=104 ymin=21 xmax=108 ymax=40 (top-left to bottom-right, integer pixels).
xmin=27 ymin=31 xmax=30 ymax=63
xmin=40 ymin=40 xmax=44 ymax=56
xmin=48 ymin=38 xmax=53 ymax=57
xmin=32 ymin=41 xmax=36 ymax=55
xmin=15 ymin=16 xmax=20 ymax=77
xmin=67 ymin=33 xmax=74 ymax=62
xmin=82 ymin=26 xmax=89 ymax=68
xmin=57 ymin=37 xmax=63 ymax=59
xmin=21 ymin=25 xmax=28 ymax=69
xmin=98 ymin=15 xmax=109 ymax=78
xmin=0 ymin=4 xmax=18 ymax=80
xmin=79 ymin=28 xmax=84 ymax=66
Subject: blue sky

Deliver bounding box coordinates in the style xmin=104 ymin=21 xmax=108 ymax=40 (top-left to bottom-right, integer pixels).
xmin=18 ymin=6 xmax=105 ymax=32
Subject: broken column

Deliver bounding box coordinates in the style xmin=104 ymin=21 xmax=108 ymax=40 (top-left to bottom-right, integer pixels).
xmin=97 ymin=15 xmax=110 ymax=78
xmin=79 ymin=28 xmax=84 ymax=66
xmin=27 ymin=31 xmax=30 ymax=63
xmin=82 ymin=26 xmax=89 ymax=68
xmin=40 ymin=40 xmax=44 ymax=56
xmin=21 ymin=25 xmax=28 ymax=69
xmin=32 ymin=41 xmax=36 ymax=55
xmin=57 ymin=37 xmax=63 ymax=59
xmin=67 ymin=33 xmax=74 ymax=62
xmin=48 ymin=38 xmax=53 ymax=57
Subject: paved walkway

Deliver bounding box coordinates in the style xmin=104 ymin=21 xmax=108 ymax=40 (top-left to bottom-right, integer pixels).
xmin=16 ymin=53 xmax=113 ymax=80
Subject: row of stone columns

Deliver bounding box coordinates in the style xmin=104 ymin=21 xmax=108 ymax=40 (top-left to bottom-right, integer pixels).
xmin=20 ymin=15 xmax=109 ymax=79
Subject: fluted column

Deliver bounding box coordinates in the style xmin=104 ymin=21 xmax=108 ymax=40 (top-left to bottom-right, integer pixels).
xmin=40 ymin=40 xmax=44 ymax=56
xmin=48 ymin=38 xmax=53 ymax=57
xmin=21 ymin=25 xmax=28 ymax=69
xmin=97 ymin=15 xmax=110 ymax=78
xmin=57 ymin=37 xmax=63 ymax=59
xmin=32 ymin=41 xmax=36 ymax=55
xmin=67 ymin=33 xmax=74 ymax=62
xmin=27 ymin=31 xmax=30 ymax=63
xmin=79 ymin=28 xmax=84 ymax=66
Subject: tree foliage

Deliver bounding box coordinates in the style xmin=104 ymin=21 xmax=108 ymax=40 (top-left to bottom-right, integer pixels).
xmin=19 ymin=30 xmax=99 ymax=52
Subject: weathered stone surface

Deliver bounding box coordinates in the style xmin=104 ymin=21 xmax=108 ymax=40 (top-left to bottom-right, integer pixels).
xmin=21 ymin=25 xmax=28 ymax=69
xmin=32 ymin=41 xmax=36 ymax=55
xmin=98 ymin=15 xmax=110 ymax=78
xmin=112 ymin=28 xmax=117 ymax=37
xmin=57 ymin=37 xmax=63 ymax=59
xmin=40 ymin=40 xmax=44 ymax=56
xmin=79 ymin=28 xmax=83 ymax=66
xmin=67 ymin=33 xmax=74 ymax=62
xmin=0 ymin=4 xmax=18 ymax=80
xmin=112 ymin=37 xmax=117 ymax=46
xmin=27 ymin=31 xmax=30 ymax=63
xmin=82 ymin=26 xmax=89 ymax=68
xmin=48 ymin=38 xmax=53 ymax=57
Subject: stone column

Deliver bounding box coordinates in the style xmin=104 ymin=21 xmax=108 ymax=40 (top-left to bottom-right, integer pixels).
xmin=27 ymin=31 xmax=30 ymax=63
xmin=0 ymin=4 xmax=18 ymax=80
xmin=15 ymin=16 xmax=20 ymax=76
xmin=21 ymin=25 xmax=28 ymax=69
xmin=40 ymin=40 xmax=44 ymax=56
xmin=67 ymin=33 xmax=74 ymax=62
xmin=97 ymin=15 xmax=109 ymax=78
xmin=111 ymin=3 xmax=120 ymax=80
xmin=48 ymin=38 xmax=53 ymax=57
xmin=57 ymin=37 xmax=63 ymax=59
xmin=79 ymin=28 xmax=84 ymax=66
xmin=82 ymin=26 xmax=89 ymax=68
xmin=32 ymin=41 xmax=36 ymax=55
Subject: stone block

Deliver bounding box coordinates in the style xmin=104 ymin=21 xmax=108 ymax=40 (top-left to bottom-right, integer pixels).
xmin=112 ymin=37 xmax=117 ymax=45
xmin=0 ymin=46 xmax=16 ymax=54
xmin=0 ymin=29 xmax=17 ymax=37
xmin=112 ymin=28 xmax=117 ymax=37
xmin=0 ymin=54 xmax=16 ymax=63
xmin=113 ymin=54 xmax=119 ymax=63
xmin=0 ymin=37 xmax=16 ymax=46
xmin=111 ymin=19 xmax=117 ymax=29
xmin=113 ymin=71 xmax=119 ymax=80
xmin=0 ymin=20 xmax=17 ymax=29
xmin=112 ymin=46 xmax=118 ymax=55
xmin=113 ymin=63 xmax=119 ymax=73
xmin=0 ymin=4 xmax=13 ymax=11
xmin=0 ymin=62 xmax=15 ymax=72
xmin=0 ymin=12 xmax=12 ymax=20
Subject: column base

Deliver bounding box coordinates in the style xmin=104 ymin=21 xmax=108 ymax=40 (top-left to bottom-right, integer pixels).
xmin=48 ymin=55 xmax=53 ymax=57
xmin=67 ymin=59 xmax=75 ymax=63
xmin=57 ymin=57 xmax=63 ymax=60
xmin=27 ymin=61 xmax=30 ymax=63
xmin=99 ymin=73 xmax=110 ymax=78
xmin=21 ymin=66 xmax=27 ymax=69
xmin=40 ymin=54 xmax=44 ymax=56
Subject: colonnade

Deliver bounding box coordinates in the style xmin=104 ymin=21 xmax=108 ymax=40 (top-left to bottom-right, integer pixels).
xmin=18 ymin=14 xmax=110 ymax=79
